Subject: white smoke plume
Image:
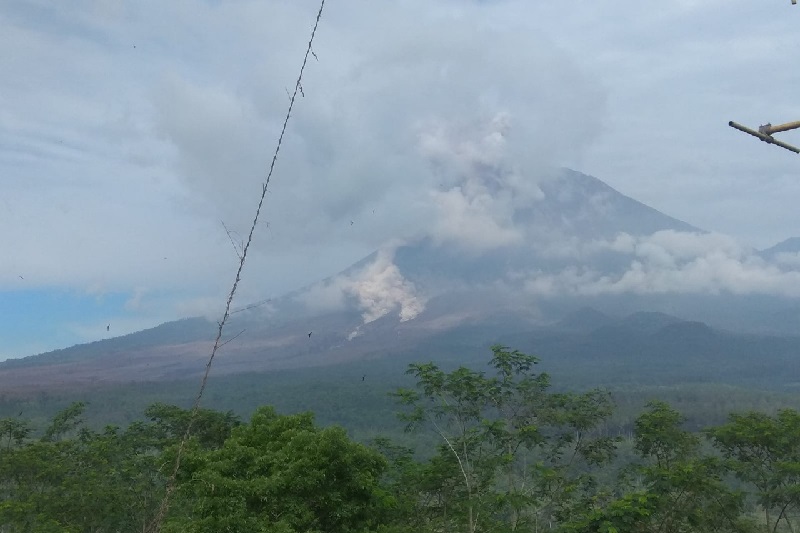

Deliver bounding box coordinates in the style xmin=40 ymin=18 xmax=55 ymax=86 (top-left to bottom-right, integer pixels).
xmin=296 ymin=246 xmax=426 ymax=324
xmin=345 ymin=248 xmax=427 ymax=323
xmin=418 ymin=113 xmax=545 ymax=252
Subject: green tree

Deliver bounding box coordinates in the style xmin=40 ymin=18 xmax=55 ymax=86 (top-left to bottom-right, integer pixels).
xmin=41 ymin=401 xmax=86 ymax=442
xmin=566 ymin=401 xmax=754 ymax=533
xmin=145 ymin=402 xmax=240 ymax=450
xmin=394 ymin=345 xmax=616 ymax=532
xmin=165 ymin=406 xmax=390 ymax=533
xmin=0 ymin=417 xmax=164 ymax=531
xmin=709 ymin=409 xmax=800 ymax=533
xmin=0 ymin=417 xmax=30 ymax=451
xmin=0 ymin=401 xmax=239 ymax=532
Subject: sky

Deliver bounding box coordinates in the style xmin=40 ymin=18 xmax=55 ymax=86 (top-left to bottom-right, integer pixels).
xmin=1 ymin=0 xmax=799 ymax=360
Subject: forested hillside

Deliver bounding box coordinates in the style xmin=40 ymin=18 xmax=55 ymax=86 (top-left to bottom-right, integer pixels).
xmin=2 ymin=346 xmax=799 ymax=532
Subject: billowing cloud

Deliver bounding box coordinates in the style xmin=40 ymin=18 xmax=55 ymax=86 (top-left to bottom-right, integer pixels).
xmin=419 ymin=113 xmax=538 ymax=252
xmin=524 ymin=230 xmax=800 ymax=297
xmin=773 ymin=252 xmax=800 ymax=269
xmin=151 ymin=2 xmax=605 ymax=255
xmin=428 ymin=187 xmax=523 ymax=252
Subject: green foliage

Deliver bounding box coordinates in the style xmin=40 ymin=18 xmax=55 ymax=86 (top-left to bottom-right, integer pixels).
xmin=0 ymin=417 xmax=30 ymax=451
xmin=0 ymin=401 xmax=240 ymax=532
xmin=0 ymin=403 xmax=167 ymax=532
xmin=709 ymin=409 xmax=800 ymax=532
xmin=634 ymin=400 xmax=699 ymax=469
xmin=5 ymin=356 xmax=800 ymax=444
xmin=41 ymin=401 xmax=86 ymax=442
xmin=394 ymin=345 xmax=617 ymax=532
xmin=144 ymin=401 xmax=241 ymax=449
xmin=2 ymin=346 xmax=800 ymax=533
xmin=165 ymin=406 xmax=390 ymax=533
xmin=565 ymin=401 xmax=755 ymax=533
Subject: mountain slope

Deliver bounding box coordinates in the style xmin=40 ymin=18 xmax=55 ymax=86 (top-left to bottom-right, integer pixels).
xmin=4 ymin=168 xmax=800 ymax=392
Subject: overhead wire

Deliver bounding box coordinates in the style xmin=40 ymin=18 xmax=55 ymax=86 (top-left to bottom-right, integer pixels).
xmin=145 ymin=1 xmax=328 ymax=530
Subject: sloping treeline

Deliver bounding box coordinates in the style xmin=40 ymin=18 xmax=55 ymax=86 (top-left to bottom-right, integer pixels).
xmin=1 ymin=346 xmax=799 ymax=533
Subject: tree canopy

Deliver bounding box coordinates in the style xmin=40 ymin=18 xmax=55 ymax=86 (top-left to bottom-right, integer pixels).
xmin=0 ymin=345 xmax=798 ymax=533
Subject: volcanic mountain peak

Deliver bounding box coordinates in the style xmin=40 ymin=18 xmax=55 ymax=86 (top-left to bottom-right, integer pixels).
xmin=6 ymin=168 xmax=800 ymax=390
xmin=527 ymin=169 xmax=699 ymax=240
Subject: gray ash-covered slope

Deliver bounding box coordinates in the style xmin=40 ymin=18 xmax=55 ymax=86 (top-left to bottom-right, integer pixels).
xmin=524 ymin=169 xmax=698 ymax=237
xmin=250 ymin=167 xmax=708 ymax=355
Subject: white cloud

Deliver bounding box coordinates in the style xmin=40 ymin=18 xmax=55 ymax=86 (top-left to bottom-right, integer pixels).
xmin=124 ymin=287 xmax=147 ymax=311
xmin=429 ymin=187 xmax=523 ymax=252
xmin=0 ymin=0 xmax=605 ymax=296
xmin=418 ymin=113 xmax=542 ymax=252
xmin=774 ymin=252 xmax=800 ymax=269
xmin=148 ymin=1 xmax=605 ymax=258
xmin=524 ymin=230 xmax=800 ymax=297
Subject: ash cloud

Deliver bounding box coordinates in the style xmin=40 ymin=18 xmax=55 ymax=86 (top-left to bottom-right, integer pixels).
xmin=151 ymin=0 xmax=605 ymax=262
xmin=419 ymin=113 xmax=534 ymax=252
xmin=296 ymin=245 xmax=426 ymax=325
xmin=346 ymin=248 xmax=427 ymax=323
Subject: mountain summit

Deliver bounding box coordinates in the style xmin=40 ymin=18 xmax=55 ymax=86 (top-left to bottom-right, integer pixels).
xmin=289 ymin=167 xmax=800 ymax=337
xmin=290 ymin=167 xmax=705 ymax=329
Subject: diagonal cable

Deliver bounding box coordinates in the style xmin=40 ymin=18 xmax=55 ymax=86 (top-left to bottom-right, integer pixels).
xmin=146 ymin=1 xmax=327 ymax=530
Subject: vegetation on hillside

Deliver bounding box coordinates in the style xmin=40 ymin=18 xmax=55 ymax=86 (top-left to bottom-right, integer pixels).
xmin=1 ymin=346 xmax=799 ymax=532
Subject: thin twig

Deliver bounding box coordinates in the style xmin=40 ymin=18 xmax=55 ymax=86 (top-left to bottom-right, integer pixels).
xmin=230 ymin=297 xmax=273 ymax=315
xmin=429 ymin=415 xmax=471 ymax=492
xmin=221 ymin=220 xmax=243 ymax=259
xmin=218 ymin=329 xmax=246 ymax=349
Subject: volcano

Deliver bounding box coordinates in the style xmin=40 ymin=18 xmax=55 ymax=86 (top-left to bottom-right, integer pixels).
xmin=3 ymin=168 xmax=800 ymax=391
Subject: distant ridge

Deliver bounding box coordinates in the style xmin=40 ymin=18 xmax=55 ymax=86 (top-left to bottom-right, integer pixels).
xmin=555 ymin=307 xmax=615 ymax=332
xmin=0 ymin=318 xmax=214 ymax=369
xmin=652 ymin=320 xmax=717 ymax=343
xmin=555 ymin=309 xmax=689 ymax=337
xmin=620 ymin=311 xmax=684 ymax=335
xmin=760 ymin=236 xmax=800 ymax=258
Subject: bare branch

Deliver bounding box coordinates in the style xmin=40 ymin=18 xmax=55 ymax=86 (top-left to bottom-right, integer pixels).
xmin=230 ymin=297 xmax=273 ymax=315
xmin=218 ymin=329 xmax=246 ymax=349
xmin=221 ymin=220 xmax=243 ymax=259
xmin=429 ymin=415 xmax=471 ymax=493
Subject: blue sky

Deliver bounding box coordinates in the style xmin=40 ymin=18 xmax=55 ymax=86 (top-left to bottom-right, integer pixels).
xmin=2 ymin=0 xmax=800 ymax=360
xmin=0 ymin=289 xmax=128 ymax=357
